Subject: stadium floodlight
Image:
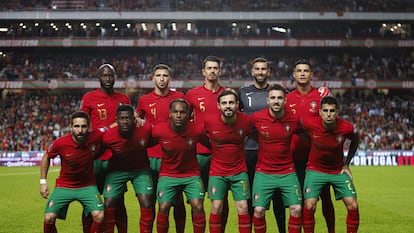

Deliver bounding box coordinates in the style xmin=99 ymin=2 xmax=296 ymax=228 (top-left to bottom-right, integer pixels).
xmin=272 ymin=26 xmax=287 ymax=33
xmin=0 ymin=28 xmax=8 ymax=32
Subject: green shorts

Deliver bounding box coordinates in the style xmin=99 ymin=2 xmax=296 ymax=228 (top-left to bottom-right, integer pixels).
xmin=45 ymin=186 xmax=103 ymax=219
xmin=197 ymin=153 xmax=211 ymax=190
xmin=104 ymin=170 xmax=154 ymax=198
xmin=157 ymin=176 xmax=205 ymax=204
xmin=252 ymin=172 xmax=302 ymax=209
xmin=208 ymin=172 xmax=250 ymax=201
xmin=303 ymin=170 xmax=357 ymax=200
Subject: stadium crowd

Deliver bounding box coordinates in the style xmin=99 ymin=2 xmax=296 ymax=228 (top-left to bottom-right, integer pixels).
xmin=0 ymin=89 xmax=412 ymax=152
xmin=1 ymin=0 xmax=412 ymax=12
xmin=1 ymin=51 xmax=413 ymax=81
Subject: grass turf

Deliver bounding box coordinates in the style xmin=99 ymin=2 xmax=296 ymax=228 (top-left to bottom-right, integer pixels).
xmin=0 ymin=166 xmax=413 ymax=233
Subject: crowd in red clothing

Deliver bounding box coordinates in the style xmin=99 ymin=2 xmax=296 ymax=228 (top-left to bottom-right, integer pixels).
xmin=0 ymin=89 xmax=412 ymax=152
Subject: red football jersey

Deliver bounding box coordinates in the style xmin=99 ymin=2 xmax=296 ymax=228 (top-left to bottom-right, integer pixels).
xmin=80 ymin=89 xmax=131 ymax=130
xmin=136 ymin=90 xmax=184 ymax=159
xmin=80 ymin=89 xmax=130 ymax=160
xmin=301 ymin=116 xmax=356 ymax=174
xmin=102 ymin=123 xmax=152 ymax=171
xmin=152 ymin=121 xmax=208 ymax=178
xmin=47 ymin=131 xmax=103 ymax=188
xmin=185 ymin=85 xmax=226 ymax=154
xmin=286 ymin=87 xmax=322 ymax=161
xmin=251 ymin=109 xmax=301 ymax=174
xmin=204 ymin=112 xmax=253 ymax=176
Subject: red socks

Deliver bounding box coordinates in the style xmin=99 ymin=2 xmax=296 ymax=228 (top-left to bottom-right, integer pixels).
xmin=43 ymin=222 xmax=57 ymax=233
xmin=302 ymin=208 xmax=315 ymax=233
xmin=288 ymin=215 xmax=302 ymax=233
xmin=192 ymin=212 xmax=206 ymax=233
xmin=347 ymin=209 xmax=360 ymax=233
xmin=238 ymin=214 xmax=251 ymax=233
xmin=90 ymin=220 xmax=104 ymax=233
xmin=140 ymin=207 xmax=154 ymax=233
xmin=103 ymin=207 xmax=116 ymax=233
xmin=209 ymin=213 xmax=222 ymax=233
xmin=253 ymin=216 xmax=266 ymax=233
xmin=156 ymin=212 xmax=169 ymax=233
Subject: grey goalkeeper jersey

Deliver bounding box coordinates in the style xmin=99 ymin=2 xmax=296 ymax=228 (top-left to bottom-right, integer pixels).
xmin=238 ymin=84 xmax=269 ymax=150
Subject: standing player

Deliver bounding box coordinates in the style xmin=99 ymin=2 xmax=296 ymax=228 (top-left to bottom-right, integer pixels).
xmin=80 ymin=63 xmax=130 ymax=233
xmin=101 ymin=104 xmax=154 ymax=233
xmin=251 ymin=84 xmax=302 ymax=233
xmin=238 ymin=57 xmax=286 ymax=232
xmin=185 ymin=55 xmax=228 ymax=232
xmin=152 ymin=99 xmax=209 ymax=233
xmin=136 ymin=64 xmax=186 ymax=232
xmin=301 ymin=96 xmax=360 ymax=233
xmin=286 ymin=59 xmax=335 ymax=233
xmin=204 ymin=89 xmax=253 ymax=233
xmin=40 ymin=111 xmax=104 ymax=233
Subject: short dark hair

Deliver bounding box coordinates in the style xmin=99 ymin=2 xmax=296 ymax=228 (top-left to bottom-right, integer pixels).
xmin=71 ymin=111 xmax=90 ymax=126
xmin=153 ymin=64 xmax=172 ymax=74
xmin=251 ymin=57 xmax=269 ymax=66
xmin=202 ymin=55 xmax=221 ymax=68
xmin=169 ymin=98 xmax=189 ymax=111
xmin=320 ymin=96 xmax=339 ymax=108
xmin=267 ymin=83 xmax=287 ymax=95
xmin=217 ymin=88 xmax=238 ymax=103
xmin=116 ymin=104 xmax=134 ymax=115
xmin=293 ymin=59 xmax=312 ymax=71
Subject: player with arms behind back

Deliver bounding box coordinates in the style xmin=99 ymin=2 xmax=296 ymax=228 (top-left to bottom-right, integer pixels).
xmin=286 ymin=59 xmax=335 ymax=233
xmin=79 ymin=64 xmax=131 ymax=233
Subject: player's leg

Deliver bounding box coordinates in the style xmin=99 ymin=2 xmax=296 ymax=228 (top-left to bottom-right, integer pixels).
xmin=230 ymin=172 xmax=251 ymax=233
xmin=184 ymin=176 xmax=206 ymax=233
xmin=43 ymin=188 xmax=72 ymax=233
xmin=334 ymin=173 xmax=359 ymax=233
xmin=208 ymin=176 xmax=228 ymax=233
xmin=302 ymin=171 xmax=326 ymax=233
xmin=82 ymin=159 xmax=106 ymax=233
xmin=102 ymin=171 xmax=129 ymax=233
xmin=174 ymin=192 xmax=186 ymax=233
xmin=252 ymin=172 xmax=275 ymax=233
xmin=132 ymin=170 xmax=155 ymax=233
xmin=156 ymin=176 xmax=180 ymax=233
xmin=320 ymin=185 xmax=335 ymax=233
xmin=272 ymin=190 xmax=286 ymax=233
xmin=78 ymin=186 xmax=105 ymax=233
xmin=245 ymin=150 xmax=258 ymax=219
xmin=280 ymin=173 xmax=303 ymax=233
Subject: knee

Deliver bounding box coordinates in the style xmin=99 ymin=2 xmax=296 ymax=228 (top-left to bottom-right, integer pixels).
xmin=44 ymin=213 xmax=57 ymax=224
xmin=254 ymin=207 xmax=265 ymax=218
xmin=289 ymin=204 xmax=302 ymax=217
xmin=191 ymin=202 xmax=205 ymax=215
xmin=345 ymin=198 xmax=358 ymax=211
xmin=159 ymin=203 xmax=171 ymax=214
xmin=304 ymin=199 xmax=317 ymax=211
xmin=91 ymin=210 xmax=104 ymax=223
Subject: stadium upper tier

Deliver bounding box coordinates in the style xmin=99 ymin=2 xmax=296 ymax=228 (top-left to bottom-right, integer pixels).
xmin=1 ymin=0 xmax=413 ymax=12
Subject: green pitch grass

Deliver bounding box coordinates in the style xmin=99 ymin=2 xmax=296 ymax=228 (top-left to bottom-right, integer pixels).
xmin=0 ymin=166 xmax=413 ymax=233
